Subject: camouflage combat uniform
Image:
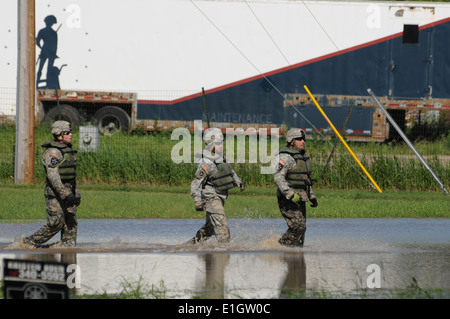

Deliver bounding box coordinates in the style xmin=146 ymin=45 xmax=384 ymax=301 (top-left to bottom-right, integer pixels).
xmin=188 ymin=151 xmax=243 ymax=244
xmin=274 ymin=129 xmax=317 ymax=247
xmin=22 ymin=121 xmax=80 ymax=248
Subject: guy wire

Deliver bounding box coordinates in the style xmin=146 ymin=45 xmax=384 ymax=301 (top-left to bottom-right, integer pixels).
xmin=190 ymin=0 xmax=378 ymax=190
xmin=244 ymin=0 xmax=376 ymax=189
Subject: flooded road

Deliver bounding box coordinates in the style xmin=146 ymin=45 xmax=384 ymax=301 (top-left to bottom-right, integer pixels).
xmin=1 ymin=218 xmax=449 ymax=298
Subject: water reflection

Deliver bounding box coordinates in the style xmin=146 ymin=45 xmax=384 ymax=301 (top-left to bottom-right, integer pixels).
xmin=2 ymin=251 xmax=310 ymax=298
xmin=279 ymin=253 xmax=306 ymax=298
xmin=17 ymin=252 xmax=77 ymax=266
xmin=1 ymin=218 xmax=449 ymax=298
xmin=200 ymin=253 xmax=229 ymax=299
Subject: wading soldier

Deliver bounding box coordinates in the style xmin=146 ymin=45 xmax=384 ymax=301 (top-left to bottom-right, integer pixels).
xmin=21 ymin=120 xmax=81 ymax=248
xmin=187 ymin=129 xmax=245 ymax=244
xmin=274 ymin=128 xmax=318 ymax=247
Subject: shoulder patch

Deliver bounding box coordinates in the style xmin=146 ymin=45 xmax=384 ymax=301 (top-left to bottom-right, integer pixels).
xmin=195 ymin=166 xmax=209 ymax=179
xmin=50 ymin=156 xmax=60 ymax=166
xmin=44 ymin=149 xmax=63 ymax=168
xmin=275 ymin=159 xmax=287 ymax=173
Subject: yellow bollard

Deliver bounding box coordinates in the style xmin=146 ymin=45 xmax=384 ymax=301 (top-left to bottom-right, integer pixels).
xmin=304 ymin=85 xmax=382 ymax=193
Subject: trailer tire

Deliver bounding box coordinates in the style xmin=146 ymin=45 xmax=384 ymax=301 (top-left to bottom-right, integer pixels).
xmin=92 ymin=106 xmax=131 ymax=134
xmin=42 ymin=104 xmax=83 ymax=127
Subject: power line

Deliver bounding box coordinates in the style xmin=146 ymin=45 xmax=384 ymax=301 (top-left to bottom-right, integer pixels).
xmin=300 ymin=0 xmax=370 ymax=91
xmin=189 ymin=0 xmax=285 ymax=99
xmin=242 ymin=0 xmax=375 ymax=189
xmin=189 ymin=0 xmax=376 ymax=190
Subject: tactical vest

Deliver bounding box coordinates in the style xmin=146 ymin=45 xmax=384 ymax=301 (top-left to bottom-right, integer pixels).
xmin=210 ymin=162 xmax=235 ymax=191
xmin=42 ymin=140 xmax=77 ymax=181
xmin=279 ymin=146 xmax=312 ymax=189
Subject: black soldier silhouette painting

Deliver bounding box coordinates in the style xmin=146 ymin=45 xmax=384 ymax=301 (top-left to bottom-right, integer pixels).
xmin=36 ymin=15 xmax=66 ymax=89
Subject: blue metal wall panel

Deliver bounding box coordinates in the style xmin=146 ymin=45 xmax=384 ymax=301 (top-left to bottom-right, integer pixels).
xmin=429 ymin=22 xmax=450 ymax=98
xmin=137 ymin=20 xmax=450 ymax=131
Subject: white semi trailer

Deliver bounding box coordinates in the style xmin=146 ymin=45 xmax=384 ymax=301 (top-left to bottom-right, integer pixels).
xmin=1 ymin=0 xmax=449 ymax=140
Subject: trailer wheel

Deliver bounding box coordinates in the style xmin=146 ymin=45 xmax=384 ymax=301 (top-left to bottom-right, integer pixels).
xmin=92 ymin=106 xmax=131 ymax=134
xmin=42 ymin=104 xmax=83 ymax=127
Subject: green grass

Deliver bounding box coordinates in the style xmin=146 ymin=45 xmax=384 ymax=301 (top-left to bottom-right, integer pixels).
xmin=1 ymin=125 xmax=449 ymax=219
xmin=2 ymin=276 xmax=447 ymax=300
xmin=1 ymin=184 xmax=448 ymax=219
xmin=73 ymin=276 xmax=448 ymax=299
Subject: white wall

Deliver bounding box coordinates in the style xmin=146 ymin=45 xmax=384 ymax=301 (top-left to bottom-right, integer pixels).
xmin=1 ymin=0 xmax=449 ymax=113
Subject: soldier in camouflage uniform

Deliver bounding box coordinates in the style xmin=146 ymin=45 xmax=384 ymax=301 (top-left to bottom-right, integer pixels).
xmin=21 ymin=120 xmax=81 ymax=248
xmin=187 ymin=129 xmax=245 ymax=244
xmin=274 ymin=128 xmax=318 ymax=247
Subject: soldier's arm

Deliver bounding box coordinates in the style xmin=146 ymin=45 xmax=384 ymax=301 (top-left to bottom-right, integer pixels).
xmin=75 ymin=181 xmax=81 ymax=197
xmin=231 ymin=168 xmax=242 ymax=187
xmin=190 ymin=162 xmax=210 ymax=203
xmin=273 ymin=154 xmax=296 ymax=200
xmin=35 ymin=30 xmax=42 ymax=48
xmin=223 ymin=157 xmax=242 ymax=187
xmin=308 ymin=186 xmax=316 ymax=201
xmin=305 ymin=157 xmax=316 ymax=201
xmin=43 ymin=148 xmax=71 ymax=199
xmin=74 ymin=181 xmax=81 ymax=205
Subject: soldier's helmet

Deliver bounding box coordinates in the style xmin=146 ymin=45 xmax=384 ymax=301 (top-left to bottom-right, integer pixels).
xmin=203 ymin=128 xmax=223 ymax=145
xmin=51 ymin=120 xmax=72 ymax=136
xmin=44 ymin=15 xmax=57 ymax=26
xmin=286 ymin=128 xmax=306 ymax=143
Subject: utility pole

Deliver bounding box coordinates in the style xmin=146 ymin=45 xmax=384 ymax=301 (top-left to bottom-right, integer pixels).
xmin=15 ymin=0 xmax=35 ymax=184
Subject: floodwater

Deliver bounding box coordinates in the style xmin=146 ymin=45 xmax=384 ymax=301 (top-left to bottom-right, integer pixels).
xmin=0 ymin=218 xmax=449 ymax=298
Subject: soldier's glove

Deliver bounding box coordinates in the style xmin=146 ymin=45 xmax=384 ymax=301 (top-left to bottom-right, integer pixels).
xmin=64 ymin=193 xmax=77 ymax=207
xmin=74 ymin=195 xmax=81 ymax=207
xmin=195 ymin=202 xmax=204 ymax=211
xmin=291 ymin=193 xmax=301 ymax=203
xmin=239 ymin=182 xmax=245 ymax=192
xmin=310 ymin=198 xmax=318 ymax=208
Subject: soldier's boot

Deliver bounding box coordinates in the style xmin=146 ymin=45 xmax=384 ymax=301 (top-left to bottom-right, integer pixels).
xmin=217 ymin=236 xmax=230 ymax=244
xmin=61 ymin=210 xmax=77 ymax=247
xmin=279 ymin=237 xmax=292 ymax=247
xmin=185 ymin=224 xmax=215 ymax=245
xmin=279 ymin=239 xmax=303 ymax=247
xmin=184 ymin=232 xmax=204 ymax=245
xmin=184 ymin=237 xmax=199 ymax=245
xmin=279 ymin=236 xmax=304 ymax=247
xmin=279 ymin=228 xmax=304 ymax=247
xmin=19 ymin=237 xmax=38 ymax=249
xmin=215 ymin=226 xmax=231 ymax=244
xmin=184 ymin=232 xmax=209 ymax=245
xmin=41 ymin=240 xmax=76 ymax=248
xmin=298 ymin=233 xmax=305 ymax=247
xmin=60 ymin=227 xmax=77 ymax=248
xmin=40 ymin=239 xmax=76 ymax=249
xmin=62 ymin=238 xmax=76 ymax=247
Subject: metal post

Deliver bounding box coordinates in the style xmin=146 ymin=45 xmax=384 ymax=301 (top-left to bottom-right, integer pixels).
xmin=202 ymin=87 xmax=211 ymax=129
xmin=304 ymin=85 xmax=382 ymax=193
xmin=321 ymin=103 xmax=354 ymax=180
xmin=15 ymin=0 xmax=35 ymax=184
xmin=367 ymin=88 xmax=449 ymax=196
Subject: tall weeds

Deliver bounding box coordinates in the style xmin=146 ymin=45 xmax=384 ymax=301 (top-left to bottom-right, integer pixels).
xmin=1 ymin=125 xmax=448 ymax=191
